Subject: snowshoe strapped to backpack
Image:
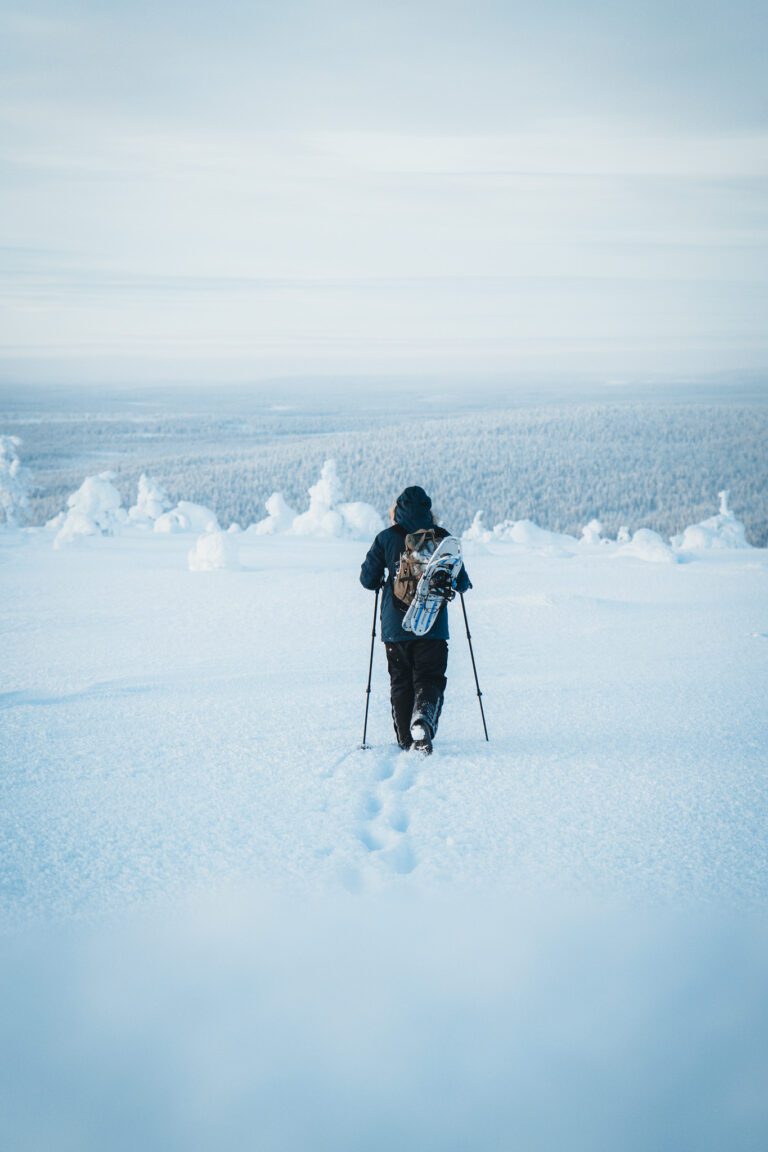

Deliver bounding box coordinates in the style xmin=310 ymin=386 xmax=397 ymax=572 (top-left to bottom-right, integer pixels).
xmin=393 ymin=528 xmax=439 ymax=609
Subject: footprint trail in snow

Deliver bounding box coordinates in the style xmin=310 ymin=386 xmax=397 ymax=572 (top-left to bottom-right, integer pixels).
xmin=356 ymin=750 xmax=420 ymax=877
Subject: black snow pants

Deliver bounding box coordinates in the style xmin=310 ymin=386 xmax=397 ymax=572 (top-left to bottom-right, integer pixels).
xmin=385 ymin=638 xmax=448 ymax=748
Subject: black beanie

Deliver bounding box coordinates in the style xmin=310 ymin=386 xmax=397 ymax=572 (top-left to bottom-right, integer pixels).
xmin=394 ymin=486 xmax=433 ymax=533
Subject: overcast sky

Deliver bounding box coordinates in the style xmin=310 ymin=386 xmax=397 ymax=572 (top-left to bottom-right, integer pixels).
xmin=1 ymin=0 xmax=766 ymax=386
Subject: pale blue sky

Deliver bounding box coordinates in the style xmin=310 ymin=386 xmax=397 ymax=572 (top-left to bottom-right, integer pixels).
xmin=1 ymin=1 xmax=766 ymax=384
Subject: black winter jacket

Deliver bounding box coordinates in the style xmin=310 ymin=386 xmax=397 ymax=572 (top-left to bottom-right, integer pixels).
xmin=360 ymin=489 xmax=471 ymax=643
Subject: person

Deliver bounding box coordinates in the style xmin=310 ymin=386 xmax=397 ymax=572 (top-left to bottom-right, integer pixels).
xmin=360 ymin=485 xmax=471 ymax=755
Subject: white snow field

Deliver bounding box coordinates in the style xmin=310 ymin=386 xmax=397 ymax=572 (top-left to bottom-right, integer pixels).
xmin=1 ymin=516 xmax=767 ymax=1150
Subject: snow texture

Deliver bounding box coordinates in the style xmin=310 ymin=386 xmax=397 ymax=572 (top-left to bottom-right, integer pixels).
xmin=1 ymin=495 xmax=767 ymax=1152
xmin=2 ymin=523 xmax=765 ymax=909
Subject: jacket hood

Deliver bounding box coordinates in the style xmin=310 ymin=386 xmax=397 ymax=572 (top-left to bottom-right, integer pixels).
xmin=394 ymin=486 xmax=434 ymax=533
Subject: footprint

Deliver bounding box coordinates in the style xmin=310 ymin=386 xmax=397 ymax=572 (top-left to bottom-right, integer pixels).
xmin=363 ymin=794 xmax=382 ymax=818
xmin=352 ymin=749 xmax=421 ymax=878
xmin=387 ymin=805 xmax=410 ymax=834
xmin=358 ymin=827 xmax=385 ymax=852
xmin=392 ymin=761 xmax=417 ymax=792
xmin=381 ymin=840 xmax=417 ymax=876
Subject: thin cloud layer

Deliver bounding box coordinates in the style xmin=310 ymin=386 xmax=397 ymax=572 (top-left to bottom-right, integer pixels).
xmin=1 ymin=1 xmax=766 ymax=382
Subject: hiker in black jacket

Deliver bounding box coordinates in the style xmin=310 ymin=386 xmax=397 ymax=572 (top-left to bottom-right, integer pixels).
xmin=360 ymin=486 xmax=471 ymax=754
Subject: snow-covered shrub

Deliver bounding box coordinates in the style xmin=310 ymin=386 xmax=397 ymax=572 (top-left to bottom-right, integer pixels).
xmin=52 ymin=472 xmax=126 ymax=548
xmin=0 ymin=435 xmax=30 ymax=528
xmin=155 ymin=501 xmax=220 ymax=534
xmin=671 ymin=491 xmax=751 ymax=551
xmin=252 ymin=492 xmax=298 ymax=535
xmin=336 ymin=500 xmax=384 ymax=540
xmin=292 ymin=459 xmax=347 ymax=537
xmin=464 ymin=511 xmax=489 ymax=542
xmin=254 ymin=460 xmax=383 ymax=539
xmin=498 ymin=520 xmax=578 ymax=550
xmin=128 ymin=474 xmax=171 ymax=525
xmin=581 ymin=519 xmax=605 ymax=545
xmin=616 ymin=528 xmax=677 ymax=564
xmin=464 ymin=511 xmax=577 ymax=552
xmin=188 ymin=531 xmax=240 ymax=572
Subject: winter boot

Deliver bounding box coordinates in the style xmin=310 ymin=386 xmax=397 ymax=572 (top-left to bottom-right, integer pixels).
xmin=410 ymin=720 xmax=433 ymax=756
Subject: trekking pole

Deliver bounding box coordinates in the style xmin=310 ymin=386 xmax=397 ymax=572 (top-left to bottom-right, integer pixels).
xmin=361 ymin=586 xmax=380 ymax=749
xmin=460 ymin=592 xmax=489 ymax=741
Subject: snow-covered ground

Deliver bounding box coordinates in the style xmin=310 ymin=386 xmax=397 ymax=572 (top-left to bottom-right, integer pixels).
xmin=1 ymin=517 xmax=767 ymax=1149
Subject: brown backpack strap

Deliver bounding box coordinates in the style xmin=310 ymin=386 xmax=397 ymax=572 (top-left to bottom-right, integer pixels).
xmin=406 ymin=528 xmax=437 ymax=553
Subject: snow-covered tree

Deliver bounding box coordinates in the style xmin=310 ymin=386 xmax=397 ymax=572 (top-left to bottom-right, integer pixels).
xmin=292 ymin=460 xmax=347 ymax=537
xmin=0 ymin=435 xmax=30 ymax=528
xmin=671 ymin=490 xmax=751 ymax=551
xmin=290 ymin=460 xmax=383 ymax=539
xmin=253 ymin=492 xmax=298 ymax=535
xmin=51 ymin=472 xmax=126 ymax=548
xmin=128 ymin=474 xmax=171 ymax=525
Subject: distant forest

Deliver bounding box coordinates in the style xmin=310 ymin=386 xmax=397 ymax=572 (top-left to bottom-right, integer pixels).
xmin=4 ymin=399 xmax=768 ymax=545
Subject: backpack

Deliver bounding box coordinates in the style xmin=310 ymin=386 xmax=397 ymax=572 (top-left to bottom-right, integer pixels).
xmin=393 ymin=528 xmax=439 ymax=608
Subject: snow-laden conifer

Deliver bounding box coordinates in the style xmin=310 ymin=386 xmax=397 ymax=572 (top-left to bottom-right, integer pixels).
xmin=0 ymin=435 xmax=30 ymax=528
